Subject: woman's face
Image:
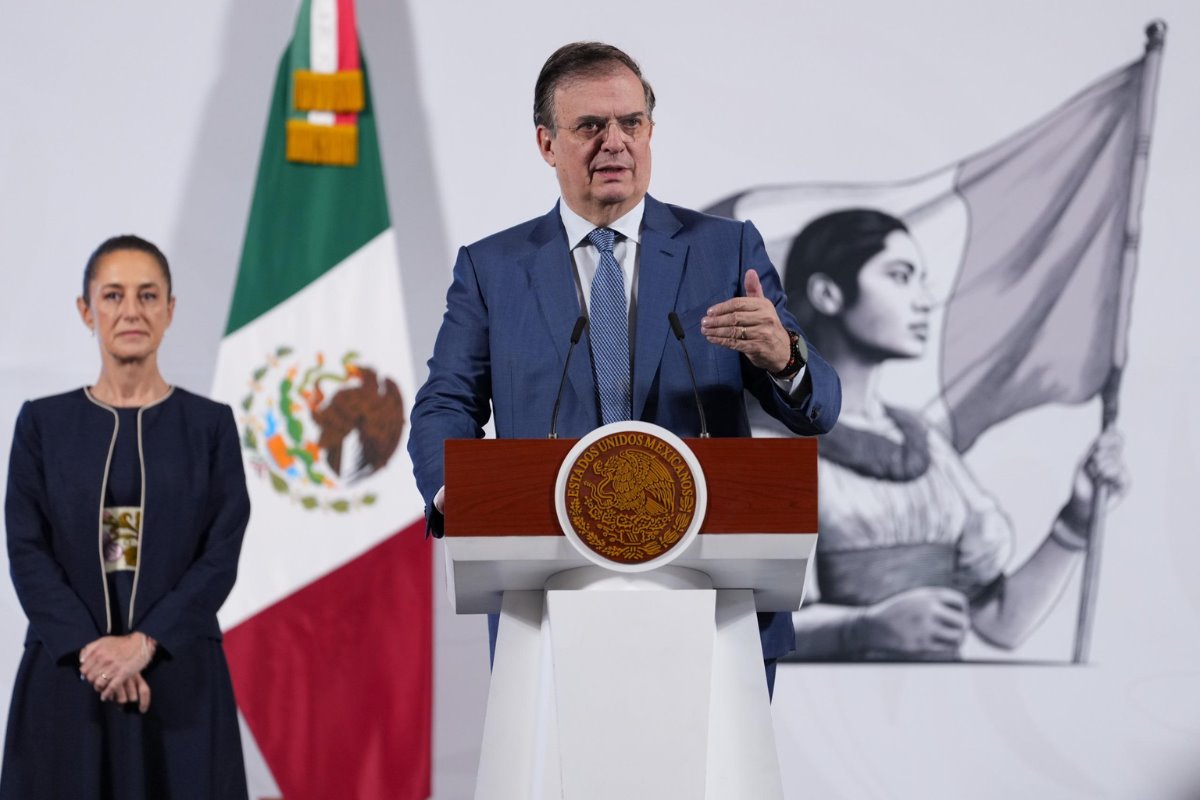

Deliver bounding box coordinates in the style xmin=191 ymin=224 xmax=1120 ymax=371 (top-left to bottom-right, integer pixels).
xmin=78 ymin=249 xmax=174 ymax=363
xmin=840 ymin=230 xmax=933 ymax=360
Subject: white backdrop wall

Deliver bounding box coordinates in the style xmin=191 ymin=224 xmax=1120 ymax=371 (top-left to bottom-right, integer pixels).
xmin=1 ymin=2 xmax=1197 ymax=799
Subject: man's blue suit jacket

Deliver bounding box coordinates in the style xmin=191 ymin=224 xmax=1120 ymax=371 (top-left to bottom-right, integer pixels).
xmin=408 ymin=194 xmax=841 ymax=659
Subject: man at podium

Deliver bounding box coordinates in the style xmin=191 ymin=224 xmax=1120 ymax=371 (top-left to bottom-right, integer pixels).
xmin=409 ymin=41 xmax=841 ymax=691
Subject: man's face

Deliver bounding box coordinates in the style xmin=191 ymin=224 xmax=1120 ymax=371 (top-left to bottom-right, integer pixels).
xmin=537 ymin=67 xmax=653 ymax=227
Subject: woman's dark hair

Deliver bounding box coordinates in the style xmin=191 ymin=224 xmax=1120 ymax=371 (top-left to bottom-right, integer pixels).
xmin=783 ymin=209 xmax=909 ymax=318
xmin=534 ymin=41 xmax=656 ymax=132
xmin=82 ymin=234 xmax=172 ymax=305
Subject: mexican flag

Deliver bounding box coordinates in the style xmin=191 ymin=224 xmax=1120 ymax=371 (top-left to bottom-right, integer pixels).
xmin=210 ymin=1 xmax=431 ymax=798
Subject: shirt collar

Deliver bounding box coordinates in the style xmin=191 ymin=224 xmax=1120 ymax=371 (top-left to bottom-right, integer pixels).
xmin=560 ymin=197 xmax=646 ymax=250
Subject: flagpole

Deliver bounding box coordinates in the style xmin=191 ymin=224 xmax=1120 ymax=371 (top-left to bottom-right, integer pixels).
xmin=1073 ymin=19 xmax=1167 ymax=664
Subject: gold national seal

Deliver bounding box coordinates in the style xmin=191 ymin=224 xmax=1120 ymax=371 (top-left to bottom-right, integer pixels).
xmin=562 ymin=430 xmax=697 ymax=565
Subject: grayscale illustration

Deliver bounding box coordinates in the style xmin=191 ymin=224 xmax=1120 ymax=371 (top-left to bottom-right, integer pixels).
xmin=781 ymin=210 xmax=1126 ymax=662
xmin=708 ymin=23 xmax=1164 ymax=663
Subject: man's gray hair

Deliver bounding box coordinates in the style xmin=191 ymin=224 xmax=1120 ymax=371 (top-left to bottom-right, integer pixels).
xmin=533 ymin=41 xmax=656 ymax=133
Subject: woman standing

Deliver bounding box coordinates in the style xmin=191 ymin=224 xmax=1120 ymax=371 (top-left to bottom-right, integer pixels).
xmin=783 ymin=210 xmax=1128 ymax=660
xmin=2 ymin=235 xmax=250 ymax=798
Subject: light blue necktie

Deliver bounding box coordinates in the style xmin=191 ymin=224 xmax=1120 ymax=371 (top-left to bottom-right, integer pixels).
xmin=586 ymin=227 xmax=631 ymax=424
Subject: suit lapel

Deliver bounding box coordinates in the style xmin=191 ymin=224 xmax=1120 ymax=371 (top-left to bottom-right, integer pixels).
xmin=527 ymin=206 xmax=597 ymax=422
xmin=632 ymin=196 xmax=686 ymax=420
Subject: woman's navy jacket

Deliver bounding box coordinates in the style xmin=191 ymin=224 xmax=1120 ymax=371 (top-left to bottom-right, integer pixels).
xmin=5 ymin=387 xmax=250 ymax=662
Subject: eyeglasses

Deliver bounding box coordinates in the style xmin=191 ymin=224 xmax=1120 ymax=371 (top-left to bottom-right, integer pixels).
xmin=557 ymin=115 xmax=652 ymax=143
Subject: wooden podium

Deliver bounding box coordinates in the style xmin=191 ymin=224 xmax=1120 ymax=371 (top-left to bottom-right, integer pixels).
xmin=444 ymin=426 xmax=817 ymax=800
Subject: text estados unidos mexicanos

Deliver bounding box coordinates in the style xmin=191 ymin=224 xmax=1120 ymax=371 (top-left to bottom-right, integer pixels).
xmin=565 ymin=434 xmax=694 ymax=498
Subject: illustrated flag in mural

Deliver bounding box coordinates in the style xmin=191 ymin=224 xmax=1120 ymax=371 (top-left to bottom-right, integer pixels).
xmin=709 ymin=35 xmax=1160 ymax=454
xmin=210 ymin=1 xmax=431 ymax=798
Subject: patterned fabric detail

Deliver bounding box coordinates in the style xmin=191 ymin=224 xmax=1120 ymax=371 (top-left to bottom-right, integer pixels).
xmin=587 ymin=227 xmax=631 ymax=424
xmin=102 ymin=506 xmax=142 ymax=572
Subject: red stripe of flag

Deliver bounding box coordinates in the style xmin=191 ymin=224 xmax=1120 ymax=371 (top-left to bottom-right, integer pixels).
xmin=225 ymin=520 xmax=432 ymax=800
xmin=336 ymin=0 xmax=359 ymax=71
xmin=335 ymin=0 xmax=359 ymax=127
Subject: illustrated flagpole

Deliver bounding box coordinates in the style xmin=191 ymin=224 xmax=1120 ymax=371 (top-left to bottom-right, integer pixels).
xmin=1073 ymin=19 xmax=1167 ymax=664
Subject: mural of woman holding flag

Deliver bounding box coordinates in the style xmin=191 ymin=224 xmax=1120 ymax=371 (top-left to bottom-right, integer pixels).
xmin=782 ymin=209 xmax=1128 ymax=661
xmin=708 ymin=23 xmax=1164 ymax=664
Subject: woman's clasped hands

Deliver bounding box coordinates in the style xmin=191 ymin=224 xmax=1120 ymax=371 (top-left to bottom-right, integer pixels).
xmin=79 ymin=632 xmax=157 ymax=713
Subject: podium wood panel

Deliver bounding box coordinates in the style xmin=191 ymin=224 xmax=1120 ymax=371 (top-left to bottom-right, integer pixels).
xmin=444 ymin=437 xmax=816 ymax=537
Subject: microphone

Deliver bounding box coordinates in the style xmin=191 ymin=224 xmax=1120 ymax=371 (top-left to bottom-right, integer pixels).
xmin=667 ymin=312 xmax=710 ymax=438
xmin=549 ymin=315 xmax=589 ymax=439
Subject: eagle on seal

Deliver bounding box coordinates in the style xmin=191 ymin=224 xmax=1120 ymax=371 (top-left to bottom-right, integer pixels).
xmin=592 ymin=450 xmax=676 ymax=516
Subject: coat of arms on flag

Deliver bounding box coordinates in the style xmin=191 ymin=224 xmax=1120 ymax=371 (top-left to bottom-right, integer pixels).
xmin=240 ymin=346 xmax=405 ymax=512
xmin=710 ymin=21 xmax=1164 ymax=666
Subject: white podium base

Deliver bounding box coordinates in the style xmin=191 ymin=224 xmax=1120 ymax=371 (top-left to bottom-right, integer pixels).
xmin=474 ymin=567 xmax=784 ymax=800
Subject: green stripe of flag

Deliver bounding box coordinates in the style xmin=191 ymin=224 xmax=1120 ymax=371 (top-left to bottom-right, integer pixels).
xmin=287 ymin=0 xmax=312 ymax=123
xmin=225 ymin=49 xmax=389 ymax=335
